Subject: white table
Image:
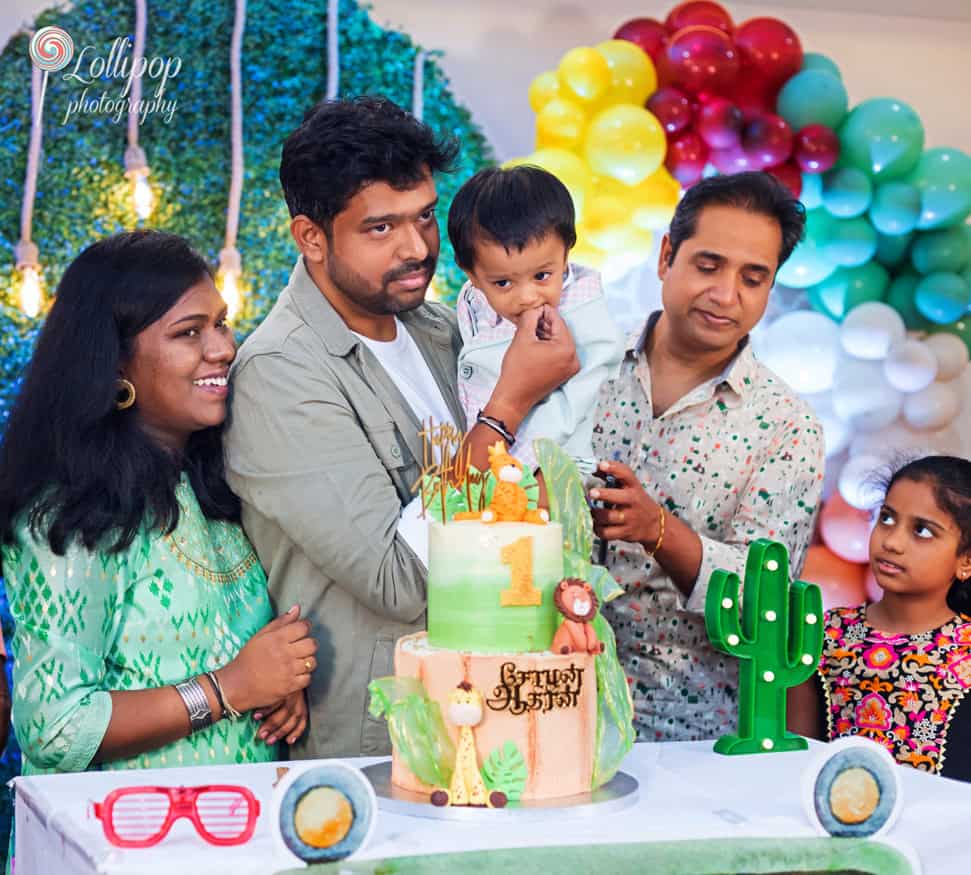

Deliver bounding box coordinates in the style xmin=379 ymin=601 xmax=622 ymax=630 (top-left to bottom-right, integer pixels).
xmin=12 ymin=741 xmax=969 ymax=874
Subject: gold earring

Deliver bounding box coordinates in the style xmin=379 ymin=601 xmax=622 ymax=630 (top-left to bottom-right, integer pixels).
xmin=116 ymin=378 xmax=136 ymax=410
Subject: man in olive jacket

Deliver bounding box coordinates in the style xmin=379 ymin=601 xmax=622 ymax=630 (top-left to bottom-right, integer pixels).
xmin=224 ymin=97 xmax=580 ymax=758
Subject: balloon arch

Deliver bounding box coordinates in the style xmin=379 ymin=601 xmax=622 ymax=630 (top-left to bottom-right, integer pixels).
xmin=516 ymin=1 xmax=971 ymax=608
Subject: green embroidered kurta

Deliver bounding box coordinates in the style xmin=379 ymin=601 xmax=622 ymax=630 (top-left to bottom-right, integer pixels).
xmin=2 ymin=476 xmax=278 ymax=776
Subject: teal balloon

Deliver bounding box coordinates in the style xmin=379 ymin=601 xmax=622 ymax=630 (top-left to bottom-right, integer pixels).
xmin=875 ymin=230 xmax=914 ymax=268
xmin=886 ymin=271 xmax=933 ymax=331
xmin=915 ymin=272 xmax=971 ymax=324
xmin=801 ymin=52 xmax=842 ymax=80
xmin=908 ymin=147 xmax=971 ymax=230
xmin=777 ymin=70 xmax=848 ymax=131
xmin=911 ymin=226 xmax=968 ymax=275
xmin=821 ymin=167 xmax=872 ymax=218
xmin=800 ymin=172 xmax=824 ymax=210
xmin=823 ymin=216 xmax=878 ymax=267
xmin=812 ymin=262 xmax=889 ymax=320
xmin=869 ymin=181 xmax=920 ymax=235
xmin=776 ymin=209 xmax=836 ymax=288
xmin=807 ymin=284 xmax=838 ymax=320
xmin=839 ymin=98 xmax=924 ymax=181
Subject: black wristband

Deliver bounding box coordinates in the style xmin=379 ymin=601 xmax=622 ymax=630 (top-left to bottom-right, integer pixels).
xmin=476 ymin=410 xmax=515 ymax=446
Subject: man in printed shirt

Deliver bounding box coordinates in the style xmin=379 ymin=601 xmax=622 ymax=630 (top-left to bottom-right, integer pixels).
xmin=587 ymin=172 xmax=825 ymax=742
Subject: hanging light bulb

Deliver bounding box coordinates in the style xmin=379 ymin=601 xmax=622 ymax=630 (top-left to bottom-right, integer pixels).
xmin=14 ymin=240 xmax=43 ymax=318
xmin=124 ymin=144 xmax=153 ymax=222
xmin=19 ymin=265 xmax=42 ymax=318
xmin=218 ymin=246 xmax=242 ymax=321
xmin=132 ymin=173 xmax=153 ymax=220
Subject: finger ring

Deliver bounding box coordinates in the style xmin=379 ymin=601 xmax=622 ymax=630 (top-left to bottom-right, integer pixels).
xmin=617 ymin=511 xmax=625 ymax=524
xmin=304 ymin=659 xmax=313 ymax=672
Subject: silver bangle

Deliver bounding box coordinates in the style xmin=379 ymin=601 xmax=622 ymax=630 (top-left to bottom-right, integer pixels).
xmin=175 ymin=677 xmax=213 ymax=733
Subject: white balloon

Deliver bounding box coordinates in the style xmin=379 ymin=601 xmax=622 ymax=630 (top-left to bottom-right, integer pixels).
xmin=802 ymin=391 xmax=851 ymax=457
xmin=902 ymin=382 xmax=961 ymax=431
xmin=882 ymin=339 xmax=938 ymax=393
xmin=839 ymin=302 xmax=906 ymax=360
xmin=760 ymin=311 xmax=840 ymax=394
xmin=849 ymin=420 xmax=919 ymax=459
xmin=832 ymin=358 xmax=903 ymax=432
xmin=924 ymin=333 xmax=970 ymax=382
xmin=839 ymin=453 xmax=887 ymax=510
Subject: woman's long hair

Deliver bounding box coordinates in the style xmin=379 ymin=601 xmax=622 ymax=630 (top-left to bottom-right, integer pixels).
xmin=0 ymin=230 xmax=240 ymax=554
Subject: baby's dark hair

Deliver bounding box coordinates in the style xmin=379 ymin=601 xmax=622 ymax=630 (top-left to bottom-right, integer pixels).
xmin=447 ymin=165 xmax=577 ymax=271
xmin=876 ymin=455 xmax=971 ymax=615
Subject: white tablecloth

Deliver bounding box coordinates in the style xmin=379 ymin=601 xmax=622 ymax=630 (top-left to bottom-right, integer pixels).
xmin=12 ymin=741 xmax=970 ymax=874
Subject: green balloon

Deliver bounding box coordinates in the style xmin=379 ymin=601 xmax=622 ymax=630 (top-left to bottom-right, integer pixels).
xmin=777 ymin=70 xmax=848 ymax=131
xmin=875 ymin=230 xmax=914 ymax=268
xmin=823 ymin=216 xmax=878 ymax=267
xmin=839 ymin=98 xmax=924 ymax=181
xmin=911 ymin=226 xmax=969 ymax=274
xmin=812 ymin=261 xmax=890 ymax=320
xmin=776 ymin=209 xmax=837 ymax=288
xmin=886 ymin=271 xmax=933 ymax=331
xmin=801 ymin=52 xmax=842 ymax=80
xmin=822 ymin=167 xmax=873 ymax=218
xmin=869 ymin=181 xmax=921 ymax=235
xmin=915 ymin=272 xmax=971 ymax=324
xmin=909 ymin=147 xmax=971 ymax=230
xmin=807 ymin=283 xmax=839 ymax=320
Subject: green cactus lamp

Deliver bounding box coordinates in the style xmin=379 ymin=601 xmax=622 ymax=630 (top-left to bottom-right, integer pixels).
xmin=705 ymin=539 xmax=824 ymax=755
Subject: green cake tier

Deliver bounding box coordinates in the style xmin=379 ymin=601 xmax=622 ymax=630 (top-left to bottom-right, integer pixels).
xmin=427 ymin=520 xmax=564 ymax=652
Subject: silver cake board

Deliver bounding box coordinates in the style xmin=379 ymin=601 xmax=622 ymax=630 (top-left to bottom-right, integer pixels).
xmin=361 ymin=760 xmax=639 ymax=822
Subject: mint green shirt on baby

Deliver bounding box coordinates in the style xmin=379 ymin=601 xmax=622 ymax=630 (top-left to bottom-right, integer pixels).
xmin=2 ymin=475 xmax=278 ymax=777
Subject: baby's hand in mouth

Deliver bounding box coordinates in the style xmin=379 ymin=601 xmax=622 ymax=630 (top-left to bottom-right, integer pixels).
xmin=535 ymin=304 xmax=553 ymax=341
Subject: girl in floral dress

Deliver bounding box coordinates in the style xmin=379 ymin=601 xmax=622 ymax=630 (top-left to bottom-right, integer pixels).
xmin=789 ymin=455 xmax=971 ymax=780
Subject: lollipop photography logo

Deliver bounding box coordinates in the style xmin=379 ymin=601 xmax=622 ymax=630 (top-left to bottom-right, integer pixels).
xmin=30 ymin=26 xmax=182 ymax=124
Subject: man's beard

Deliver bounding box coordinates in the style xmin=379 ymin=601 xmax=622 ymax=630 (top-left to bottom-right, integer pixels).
xmin=326 ymin=249 xmax=437 ymax=316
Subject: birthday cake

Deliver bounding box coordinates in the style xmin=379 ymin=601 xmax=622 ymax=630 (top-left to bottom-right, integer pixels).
xmin=369 ymin=436 xmax=635 ymax=807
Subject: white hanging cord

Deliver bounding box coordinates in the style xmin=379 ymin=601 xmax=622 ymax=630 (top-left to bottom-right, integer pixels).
xmin=124 ymin=0 xmax=152 ymax=220
xmin=326 ymin=0 xmax=339 ymax=100
xmin=412 ymin=50 xmax=426 ymax=121
xmin=219 ymin=0 xmax=246 ymax=320
xmin=14 ymin=63 xmax=45 ymax=317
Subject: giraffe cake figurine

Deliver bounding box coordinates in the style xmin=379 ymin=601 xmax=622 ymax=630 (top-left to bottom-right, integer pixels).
xmin=369 ymin=431 xmax=635 ymax=806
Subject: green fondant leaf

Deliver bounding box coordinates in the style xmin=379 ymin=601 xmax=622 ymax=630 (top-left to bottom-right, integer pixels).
xmin=534 ymin=439 xmax=593 ymax=559
xmin=481 ymin=740 xmax=528 ymax=801
xmin=368 ymin=677 xmax=455 ymax=787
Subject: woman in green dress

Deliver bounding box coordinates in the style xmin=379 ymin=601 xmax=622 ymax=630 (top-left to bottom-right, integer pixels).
xmin=0 ymin=230 xmax=317 ymax=778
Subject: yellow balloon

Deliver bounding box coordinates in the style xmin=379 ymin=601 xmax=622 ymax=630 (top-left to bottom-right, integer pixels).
xmin=584 ymin=104 xmax=667 ymax=186
xmin=528 ymin=71 xmax=561 ymax=114
xmin=629 ymin=167 xmax=682 ymax=231
xmin=557 ymin=47 xmax=611 ymax=103
xmin=601 ymin=228 xmax=656 ymax=278
xmin=595 ymin=39 xmax=657 ymax=108
xmin=571 ymin=234 xmax=607 ymax=270
xmin=528 ymin=148 xmax=593 ymax=224
xmin=535 ymin=98 xmax=587 ymax=151
xmin=584 ymin=190 xmax=630 ymax=252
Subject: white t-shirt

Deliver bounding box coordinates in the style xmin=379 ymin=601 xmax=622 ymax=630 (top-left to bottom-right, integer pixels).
xmin=352 ymin=319 xmax=456 ymax=568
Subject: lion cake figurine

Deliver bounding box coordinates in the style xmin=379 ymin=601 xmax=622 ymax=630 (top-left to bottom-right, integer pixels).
xmin=551 ymin=578 xmax=604 ymax=655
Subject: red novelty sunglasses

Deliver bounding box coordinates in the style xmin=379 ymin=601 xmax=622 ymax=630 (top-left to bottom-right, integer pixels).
xmin=93 ymin=785 xmax=260 ymax=848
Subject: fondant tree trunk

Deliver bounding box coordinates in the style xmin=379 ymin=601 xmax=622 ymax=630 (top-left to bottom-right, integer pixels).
xmin=704 ymin=539 xmax=824 ymax=755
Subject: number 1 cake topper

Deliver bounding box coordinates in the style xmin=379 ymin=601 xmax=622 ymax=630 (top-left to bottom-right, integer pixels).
xmin=705 ymin=539 xmax=824 ymax=755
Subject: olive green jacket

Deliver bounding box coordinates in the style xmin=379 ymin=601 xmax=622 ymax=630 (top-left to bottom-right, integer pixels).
xmin=224 ymin=257 xmax=464 ymax=757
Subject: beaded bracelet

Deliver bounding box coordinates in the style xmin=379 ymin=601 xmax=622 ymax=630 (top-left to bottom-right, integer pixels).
xmin=206 ymin=670 xmax=243 ymax=721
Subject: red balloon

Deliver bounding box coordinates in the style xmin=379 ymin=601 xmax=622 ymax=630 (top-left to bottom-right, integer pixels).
xmin=793 ymin=124 xmax=840 ymax=173
xmin=647 ymin=86 xmax=694 ymax=135
xmin=801 ymin=545 xmax=867 ymax=611
xmin=731 ymin=71 xmax=777 ymax=118
xmin=698 ymin=98 xmax=744 ymax=149
xmin=613 ymin=17 xmax=667 ymax=62
xmin=742 ymin=113 xmax=794 ymax=169
xmin=664 ymin=1 xmax=733 ymax=35
xmin=863 ymin=568 xmax=883 ymax=604
xmin=734 ymin=17 xmax=803 ymax=89
xmin=664 ymin=25 xmax=739 ymax=97
xmin=665 ymin=130 xmax=709 ymax=186
xmin=767 ymin=161 xmax=803 ymax=198
xmin=710 ymin=143 xmax=755 ymax=175
xmin=820 ymin=493 xmax=873 ymax=563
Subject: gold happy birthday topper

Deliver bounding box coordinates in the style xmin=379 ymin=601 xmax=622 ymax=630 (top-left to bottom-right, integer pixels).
xmin=413 ymin=420 xmax=488 ymax=521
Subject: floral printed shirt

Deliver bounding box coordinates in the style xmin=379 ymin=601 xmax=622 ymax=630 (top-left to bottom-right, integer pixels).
xmin=818 ymin=605 xmax=971 ymax=779
xmin=592 ymin=312 xmax=825 ymax=742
